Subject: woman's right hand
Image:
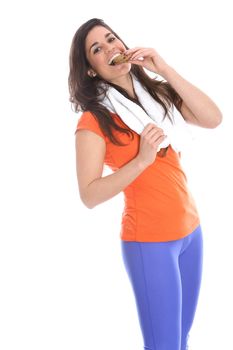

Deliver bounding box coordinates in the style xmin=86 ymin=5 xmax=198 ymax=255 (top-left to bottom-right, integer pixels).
xmin=136 ymin=123 xmax=167 ymax=167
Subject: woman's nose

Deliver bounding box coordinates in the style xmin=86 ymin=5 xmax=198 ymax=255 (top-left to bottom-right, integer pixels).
xmin=105 ymin=43 xmax=115 ymax=54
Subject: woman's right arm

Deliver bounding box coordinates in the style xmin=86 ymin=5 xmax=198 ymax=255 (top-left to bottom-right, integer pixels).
xmin=75 ymin=124 xmax=166 ymax=209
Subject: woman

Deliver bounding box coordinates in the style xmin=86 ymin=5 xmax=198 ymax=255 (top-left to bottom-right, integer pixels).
xmin=68 ymin=18 xmax=222 ymax=350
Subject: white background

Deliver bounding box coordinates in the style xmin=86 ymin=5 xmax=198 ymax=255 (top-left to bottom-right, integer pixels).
xmin=0 ymin=0 xmax=232 ymax=349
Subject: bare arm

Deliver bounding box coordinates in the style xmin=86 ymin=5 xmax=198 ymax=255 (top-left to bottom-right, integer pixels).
xmin=125 ymin=47 xmax=223 ymax=128
xmin=161 ymin=65 xmax=223 ymax=128
xmin=75 ymin=130 xmax=147 ymax=209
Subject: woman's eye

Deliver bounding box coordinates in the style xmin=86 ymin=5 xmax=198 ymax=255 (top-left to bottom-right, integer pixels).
xmin=93 ymin=47 xmax=101 ymax=54
xmin=93 ymin=37 xmax=116 ymax=54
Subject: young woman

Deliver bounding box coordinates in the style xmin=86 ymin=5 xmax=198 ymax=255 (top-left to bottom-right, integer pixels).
xmin=68 ymin=18 xmax=222 ymax=350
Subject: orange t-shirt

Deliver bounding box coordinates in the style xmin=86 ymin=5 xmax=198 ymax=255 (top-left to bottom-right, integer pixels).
xmin=75 ymin=111 xmax=200 ymax=242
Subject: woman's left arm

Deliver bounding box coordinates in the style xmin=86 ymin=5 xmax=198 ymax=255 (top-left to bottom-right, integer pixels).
xmin=126 ymin=47 xmax=223 ymax=128
xmin=161 ymin=65 xmax=223 ymax=128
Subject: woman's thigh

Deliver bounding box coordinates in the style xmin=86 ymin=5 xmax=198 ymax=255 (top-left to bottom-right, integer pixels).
xmin=121 ymin=225 xmax=203 ymax=350
xmin=179 ymin=225 xmax=203 ymax=348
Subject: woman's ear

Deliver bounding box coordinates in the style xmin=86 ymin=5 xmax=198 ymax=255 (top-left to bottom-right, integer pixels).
xmin=88 ymin=70 xmax=97 ymax=77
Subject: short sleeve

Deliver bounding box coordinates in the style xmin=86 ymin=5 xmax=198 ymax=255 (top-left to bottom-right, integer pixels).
xmin=74 ymin=111 xmax=106 ymax=141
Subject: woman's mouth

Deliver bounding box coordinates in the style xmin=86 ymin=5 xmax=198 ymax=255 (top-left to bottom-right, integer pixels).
xmin=108 ymin=52 xmax=131 ymax=66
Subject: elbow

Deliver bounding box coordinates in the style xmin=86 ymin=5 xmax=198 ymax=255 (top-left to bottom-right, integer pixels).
xmin=200 ymin=108 xmax=223 ymax=129
xmin=86 ymin=202 xmax=96 ymax=209
xmin=80 ymin=193 xmax=97 ymax=209
xmin=216 ymin=110 xmax=223 ymax=126
xmin=210 ymin=104 xmax=223 ymax=128
xmin=84 ymin=202 xmax=95 ymax=210
xmin=79 ymin=182 xmax=101 ymax=209
xmin=209 ymin=111 xmax=223 ymax=128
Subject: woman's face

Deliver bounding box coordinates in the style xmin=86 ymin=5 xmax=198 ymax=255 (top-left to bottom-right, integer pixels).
xmin=85 ymin=25 xmax=131 ymax=82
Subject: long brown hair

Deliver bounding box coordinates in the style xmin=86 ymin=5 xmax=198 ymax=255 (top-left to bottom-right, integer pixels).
xmin=68 ymin=18 xmax=182 ymax=146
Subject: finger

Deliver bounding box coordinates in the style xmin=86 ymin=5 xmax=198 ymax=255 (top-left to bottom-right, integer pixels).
xmin=124 ymin=47 xmax=144 ymax=55
xmin=129 ymin=49 xmax=153 ymax=60
xmin=141 ymin=123 xmax=158 ymax=136
xmin=147 ymin=127 xmax=165 ymax=138
xmin=144 ymin=123 xmax=163 ymax=133
xmin=150 ymin=130 xmax=166 ymax=142
xmin=142 ymin=125 xmax=164 ymax=140
xmin=124 ymin=48 xmax=149 ymax=59
xmin=158 ymin=135 xmax=168 ymax=144
xmin=153 ymin=135 xmax=167 ymax=148
xmin=129 ymin=59 xmax=145 ymax=66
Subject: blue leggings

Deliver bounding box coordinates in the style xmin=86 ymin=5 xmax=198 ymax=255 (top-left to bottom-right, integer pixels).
xmin=121 ymin=225 xmax=203 ymax=350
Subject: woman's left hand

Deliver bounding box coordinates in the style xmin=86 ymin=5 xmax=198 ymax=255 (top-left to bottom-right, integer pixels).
xmin=125 ymin=47 xmax=169 ymax=76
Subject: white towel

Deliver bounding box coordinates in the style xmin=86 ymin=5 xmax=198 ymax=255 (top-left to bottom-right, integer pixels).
xmin=98 ymin=73 xmax=193 ymax=152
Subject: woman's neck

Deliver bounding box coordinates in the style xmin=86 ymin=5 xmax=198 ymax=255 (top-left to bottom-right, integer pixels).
xmin=109 ymin=73 xmax=137 ymax=99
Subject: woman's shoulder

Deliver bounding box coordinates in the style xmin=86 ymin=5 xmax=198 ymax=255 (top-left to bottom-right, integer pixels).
xmin=78 ymin=110 xmax=117 ymax=121
xmin=78 ymin=110 xmax=96 ymax=121
xmin=74 ymin=110 xmax=106 ymax=141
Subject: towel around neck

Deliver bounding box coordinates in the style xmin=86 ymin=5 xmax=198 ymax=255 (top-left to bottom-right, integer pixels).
xmin=98 ymin=73 xmax=193 ymax=153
